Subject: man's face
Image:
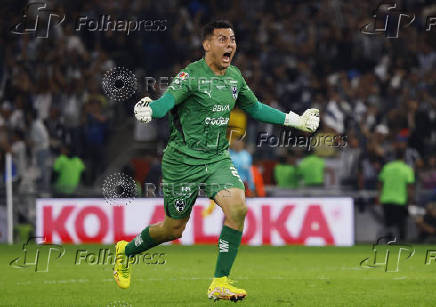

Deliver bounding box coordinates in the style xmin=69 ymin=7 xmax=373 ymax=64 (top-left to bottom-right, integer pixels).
xmin=203 ymin=28 xmax=236 ymax=70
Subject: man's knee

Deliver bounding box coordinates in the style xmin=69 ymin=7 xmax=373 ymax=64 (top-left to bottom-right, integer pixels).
xmin=226 ymin=191 xmax=248 ymax=223
xmin=230 ymin=202 xmax=248 ymax=221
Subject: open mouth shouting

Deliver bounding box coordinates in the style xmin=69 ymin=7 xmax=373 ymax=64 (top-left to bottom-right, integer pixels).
xmin=222 ymin=51 xmax=232 ymax=64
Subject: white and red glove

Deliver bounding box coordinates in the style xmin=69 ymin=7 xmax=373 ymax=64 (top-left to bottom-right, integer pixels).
xmin=134 ymin=97 xmax=153 ymax=123
xmin=284 ymin=108 xmax=319 ymax=132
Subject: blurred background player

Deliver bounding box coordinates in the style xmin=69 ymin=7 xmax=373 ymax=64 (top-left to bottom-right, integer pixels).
xmin=378 ymin=148 xmax=415 ymax=241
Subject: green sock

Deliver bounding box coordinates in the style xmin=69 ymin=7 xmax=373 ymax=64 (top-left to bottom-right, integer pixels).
xmin=125 ymin=226 xmax=159 ymax=257
xmin=214 ymin=225 xmax=243 ymax=278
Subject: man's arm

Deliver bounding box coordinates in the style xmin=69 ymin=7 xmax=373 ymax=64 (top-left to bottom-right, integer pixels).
xmin=235 ymin=72 xmax=319 ymax=132
xmin=241 ymin=100 xmax=319 ymax=132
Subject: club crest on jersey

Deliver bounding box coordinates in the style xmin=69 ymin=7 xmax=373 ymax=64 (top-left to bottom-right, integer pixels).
xmin=177 ymin=71 xmax=189 ymax=81
xmin=231 ymin=85 xmax=238 ymax=99
xmin=174 ymin=199 xmax=186 ymax=213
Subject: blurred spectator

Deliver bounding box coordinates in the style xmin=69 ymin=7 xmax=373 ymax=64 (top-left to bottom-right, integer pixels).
xmin=338 ymin=134 xmax=361 ymax=190
xmin=378 ymin=148 xmax=415 ymax=241
xmin=10 ymin=130 xmax=27 ymax=183
xmin=61 ymin=79 xmax=84 ymax=155
xmin=0 ymin=101 xmax=12 ymax=129
xmin=83 ymin=99 xmax=108 ymax=184
xmin=28 ymin=109 xmax=52 ymax=194
xmin=250 ymin=161 xmax=265 ymax=197
xmin=274 ymin=155 xmax=299 ymax=189
xmin=144 ymin=156 xmax=162 ymax=195
xmin=358 ymin=146 xmax=384 ymax=190
xmin=53 ymin=145 xmax=85 ymax=196
xmin=416 ymin=203 xmax=436 ymax=243
xmin=229 ymin=137 xmax=254 ymax=195
xmin=419 ymin=155 xmax=436 ymax=190
xmin=45 ymin=107 xmax=66 ymax=156
xmin=32 ymin=76 xmax=53 ymax=120
xmin=298 ymin=151 xmax=329 ymax=187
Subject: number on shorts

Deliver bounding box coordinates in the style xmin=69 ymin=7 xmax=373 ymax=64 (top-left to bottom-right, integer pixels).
xmin=230 ymin=166 xmax=243 ymax=182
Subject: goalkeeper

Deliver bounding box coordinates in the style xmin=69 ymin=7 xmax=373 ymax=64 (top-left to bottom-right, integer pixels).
xmin=113 ymin=20 xmax=319 ymax=302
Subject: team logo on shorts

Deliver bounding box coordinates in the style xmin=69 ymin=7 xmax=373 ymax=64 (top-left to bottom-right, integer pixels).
xmin=231 ymin=85 xmax=238 ymax=100
xmin=174 ymin=199 xmax=186 ymax=213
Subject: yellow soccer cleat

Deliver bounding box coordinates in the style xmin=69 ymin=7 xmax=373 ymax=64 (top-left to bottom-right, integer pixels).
xmin=113 ymin=240 xmax=132 ymax=289
xmin=207 ymin=276 xmax=247 ymax=302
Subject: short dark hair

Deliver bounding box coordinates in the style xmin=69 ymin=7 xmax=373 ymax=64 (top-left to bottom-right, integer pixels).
xmin=202 ymin=20 xmax=234 ymax=41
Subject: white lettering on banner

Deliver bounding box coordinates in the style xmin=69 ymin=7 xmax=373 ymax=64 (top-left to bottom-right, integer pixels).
xmin=36 ymin=198 xmax=354 ymax=246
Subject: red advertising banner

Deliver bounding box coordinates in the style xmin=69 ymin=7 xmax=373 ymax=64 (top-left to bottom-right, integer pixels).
xmin=36 ymin=198 xmax=353 ymax=246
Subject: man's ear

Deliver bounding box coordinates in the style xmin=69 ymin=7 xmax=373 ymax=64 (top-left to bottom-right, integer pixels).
xmin=202 ymin=39 xmax=210 ymax=52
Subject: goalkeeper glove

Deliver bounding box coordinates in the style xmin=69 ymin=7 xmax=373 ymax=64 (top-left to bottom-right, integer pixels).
xmin=134 ymin=97 xmax=152 ymax=123
xmin=284 ymin=108 xmax=319 ymax=132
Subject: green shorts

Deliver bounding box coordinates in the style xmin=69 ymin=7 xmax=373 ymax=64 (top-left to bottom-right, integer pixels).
xmin=161 ymin=156 xmax=245 ymax=219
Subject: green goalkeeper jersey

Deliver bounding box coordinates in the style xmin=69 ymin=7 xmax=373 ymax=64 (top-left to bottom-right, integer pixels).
xmin=163 ymin=58 xmax=258 ymax=165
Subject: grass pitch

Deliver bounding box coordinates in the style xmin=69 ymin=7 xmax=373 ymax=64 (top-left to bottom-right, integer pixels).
xmin=1 ymin=244 xmax=436 ymax=306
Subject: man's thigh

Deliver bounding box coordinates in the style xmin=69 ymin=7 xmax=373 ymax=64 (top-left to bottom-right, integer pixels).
xmin=204 ymin=158 xmax=245 ymax=200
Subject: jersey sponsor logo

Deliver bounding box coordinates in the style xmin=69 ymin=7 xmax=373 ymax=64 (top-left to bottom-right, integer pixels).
xmin=219 ymin=239 xmax=229 ymax=252
xmin=231 ymin=85 xmax=238 ymax=100
xmin=204 ymin=117 xmax=229 ymax=126
xmin=212 ymin=104 xmax=230 ymax=112
xmin=175 ymin=199 xmax=186 ymax=213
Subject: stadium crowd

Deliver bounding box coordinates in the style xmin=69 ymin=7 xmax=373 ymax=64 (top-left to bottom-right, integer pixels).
xmin=0 ymin=0 xmax=435 ymax=214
